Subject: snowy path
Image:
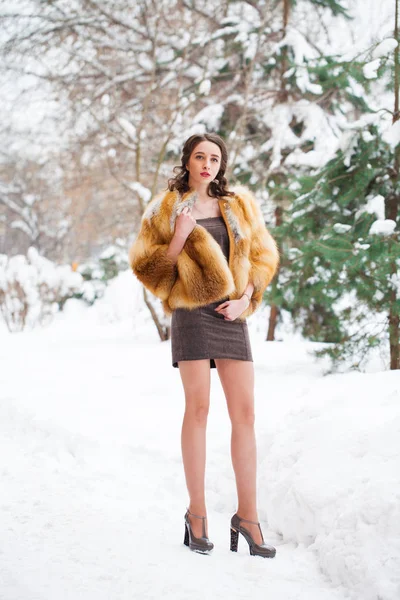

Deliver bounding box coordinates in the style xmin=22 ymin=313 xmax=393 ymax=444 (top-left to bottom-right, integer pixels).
xmin=0 ymin=316 xmax=393 ymax=599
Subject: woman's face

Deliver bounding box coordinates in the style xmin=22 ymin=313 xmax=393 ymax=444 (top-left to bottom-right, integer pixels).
xmin=186 ymin=140 xmax=222 ymax=187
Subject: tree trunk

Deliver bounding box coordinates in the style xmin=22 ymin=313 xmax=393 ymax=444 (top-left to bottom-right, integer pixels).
xmin=394 ymin=0 xmax=399 ymax=125
xmin=143 ymin=288 xmax=170 ymax=341
xmin=266 ymin=304 xmax=279 ymax=341
xmin=266 ymin=205 xmax=282 ymax=341
xmin=388 ymin=0 xmax=400 ymax=369
xmin=279 ymin=0 xmax=291 ymax=102
xmin=388 ymin=292 xmax=399 ymax=369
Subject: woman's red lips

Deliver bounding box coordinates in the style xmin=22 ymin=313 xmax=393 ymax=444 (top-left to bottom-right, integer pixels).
xmin=201 ymin=173 xmax=210 ymax=177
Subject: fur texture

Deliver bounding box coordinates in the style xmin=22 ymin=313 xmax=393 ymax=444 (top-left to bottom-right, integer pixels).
xmin=129 ymin=186 xmax=279 ymax=319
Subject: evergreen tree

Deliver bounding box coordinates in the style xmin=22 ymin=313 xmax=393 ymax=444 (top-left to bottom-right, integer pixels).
xmin=277 ymin=126 xmax=399 ymax=370
xmin=267 ymin=3 xmax=400 ymax=369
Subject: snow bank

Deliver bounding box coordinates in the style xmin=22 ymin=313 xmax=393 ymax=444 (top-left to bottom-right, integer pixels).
xmin=1 ymin=282 xmax=399 ymax=599
xmin=261 ymin=371 xmax=400 ymax=600
xmin=88 ymin=269 xmax=143 ymax=324
xmin=54 ymin=270 xmax=137 ymax=324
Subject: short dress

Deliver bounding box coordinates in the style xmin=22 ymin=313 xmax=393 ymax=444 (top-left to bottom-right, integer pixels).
xmin=171 ymin=216 xmax=253 ymax=369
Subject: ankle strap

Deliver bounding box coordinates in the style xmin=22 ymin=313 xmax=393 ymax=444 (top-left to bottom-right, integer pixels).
xmin=187 ymin=508 xmax=206 ymax=520
xmin=237 ymin=514 xmax=259 ymax=526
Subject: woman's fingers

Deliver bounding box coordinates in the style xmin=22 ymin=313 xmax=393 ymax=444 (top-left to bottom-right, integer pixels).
xmin=215 ymin=301 xmax=229 ymax=311
xmin=215 ymin=299 xmax=242 ymax=321
xmin=178 ymin=206 xmax=195 ymax=222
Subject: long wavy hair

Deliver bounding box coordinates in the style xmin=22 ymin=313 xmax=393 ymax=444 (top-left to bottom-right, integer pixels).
xmin=167 ymin=133 xmax=234 ymax=198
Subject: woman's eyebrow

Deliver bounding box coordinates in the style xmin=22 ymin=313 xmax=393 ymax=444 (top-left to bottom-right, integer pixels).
xmin=194 ymin=152 xmax=220 ymax=158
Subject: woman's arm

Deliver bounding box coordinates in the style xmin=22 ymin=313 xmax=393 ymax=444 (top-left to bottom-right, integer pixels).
xmin=241 ymin=282 xmax=255 ymax=308
xmin=166 ymin=234 xmax=186 ymax=263
xmin=129 ymin=213 xmax=178 ymax=300
xmin=215 ymin=281 xmax=255 ymax=321
xmin=245 ymin=196 xmax=279 ymax=315
xmin=130 ymin=198 xmax=235 ymax=309
xmin=166 ymin=207 xmax=196 ymax=263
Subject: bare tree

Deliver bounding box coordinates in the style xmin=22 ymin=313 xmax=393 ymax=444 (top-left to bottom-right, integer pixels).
xmin=0 ymin=0 xmax=367 ymax=341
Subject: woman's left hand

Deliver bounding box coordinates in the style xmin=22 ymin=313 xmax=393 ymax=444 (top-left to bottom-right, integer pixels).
xmin=215 ymin=297 xmax=249 ymax=321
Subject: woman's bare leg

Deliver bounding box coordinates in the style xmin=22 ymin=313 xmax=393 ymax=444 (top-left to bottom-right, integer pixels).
xmin=214 ymin=358 xmax=263 ymax=545
xmin=178 ymin=359 xmax=211 ymax=538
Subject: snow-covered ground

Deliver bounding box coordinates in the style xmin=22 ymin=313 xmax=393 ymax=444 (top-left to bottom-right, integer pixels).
xmin=1 ymin=272 xmax=399 ymax=600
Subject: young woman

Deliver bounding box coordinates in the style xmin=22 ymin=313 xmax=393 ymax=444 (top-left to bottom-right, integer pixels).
xmin=129 ymin=133 xmax=279 ymax=557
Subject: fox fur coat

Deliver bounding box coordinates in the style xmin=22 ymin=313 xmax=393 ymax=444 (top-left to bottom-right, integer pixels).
xmin=129 ymin=186 xmax=279 ymax=320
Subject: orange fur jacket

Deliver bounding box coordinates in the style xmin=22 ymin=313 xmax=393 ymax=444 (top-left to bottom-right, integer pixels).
xmin=129 ymin=186 xmax=279 ymax=319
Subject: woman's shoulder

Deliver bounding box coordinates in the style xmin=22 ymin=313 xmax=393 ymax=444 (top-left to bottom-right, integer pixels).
xmin=228 ymin=185 xmax=261 ymax=221
xmin=142 ymin=188 xmax=177 ymax=223
xmin=229 ymin=184 xmax=256 ymax=201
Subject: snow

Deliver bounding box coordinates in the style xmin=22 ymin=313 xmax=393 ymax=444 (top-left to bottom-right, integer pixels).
xmin=372 ymin=38 xmax=398 ymax=59
xmin=264 ymin=371 xmax=400 ymax=600
xmin=1 ymin=273 xmax=399 ymax=600
xmin=260 ymin=102 xmax=340 ymax=171
xmin=193 ymin=103 xmax=224 ymax=130
xmin=274 ymin=28 xmax=322 ymax=96
xmin=363 ymin=59 xmax=381 ymax=80
xmin=383 ymin=120 xmax=400 ymax=148
xmin=369 ymin=219 xmax=397 ymax=236
xmin=99 ymin=246 xmax=119 ymax=260
xmin=137 ymin=52 xmax=153 ymax=71
xmin=1 ymin=1 xmax=400 ymax=594
xmin=334 ymin=0 xmax=394 ymax=61
xmin=357 ymin=194 xmax=386 ymax=220
xmin=389 ymin=272 xmax=400 ymax=296
xmin=118 ymin=118 xmax=137 ymax=142
xmin=0 ymin=248 xmax=83 ymax=331
xmin=354 ymin=242 xmax=370 ymax=251
xmin=199 ymin=79 xmax=211 ymax=96
xmin=333 ymin=223 xmax=351 ymax=234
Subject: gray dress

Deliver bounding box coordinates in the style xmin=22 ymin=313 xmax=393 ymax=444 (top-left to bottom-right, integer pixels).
xmin=171 ymin=216 xmax=253 ymax=369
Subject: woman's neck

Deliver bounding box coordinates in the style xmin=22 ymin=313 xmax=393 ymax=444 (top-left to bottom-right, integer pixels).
xmin=191 ymin=188 xmax=215 ymax=203
xmin=188 ymin=177 xmax=212 ymax=199
xmin=190 ymin=191 xmax=221 ymax=219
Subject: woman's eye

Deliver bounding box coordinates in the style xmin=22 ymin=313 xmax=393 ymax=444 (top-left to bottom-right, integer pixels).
xmin=194 ymin=155 xmax=219 ymax=162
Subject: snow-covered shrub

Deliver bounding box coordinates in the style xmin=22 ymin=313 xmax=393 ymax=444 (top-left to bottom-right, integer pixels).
xmin=0 ymin=248 xmax=83 ymax=331
xmin=98 ymin=243 xmax=129 ymax=280
xmin=74 ymin=242 xmax=129 ymax=306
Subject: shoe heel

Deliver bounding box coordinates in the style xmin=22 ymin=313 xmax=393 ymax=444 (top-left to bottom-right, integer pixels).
xmin=184 ymin=508 xmax=214 ymax=554
xmin=230 ymin=527 xmax=239 ymax=552
xmin=184 ymin=523 xmax=189 ymax=546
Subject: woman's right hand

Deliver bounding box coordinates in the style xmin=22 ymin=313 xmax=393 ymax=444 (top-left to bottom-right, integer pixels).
xmin=174 ymin=206 xmax=196 ymax=240
xmin=166 ymin=207 xmax=196 ymax=263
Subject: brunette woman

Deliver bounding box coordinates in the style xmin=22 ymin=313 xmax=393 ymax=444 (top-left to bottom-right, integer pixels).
xmin=129 ymin=133 xmax=279 ymax=557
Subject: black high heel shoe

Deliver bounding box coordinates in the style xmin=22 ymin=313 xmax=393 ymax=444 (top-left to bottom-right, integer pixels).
xmin=183 ymin=509 xmax=214 ymax=554
xmin=230 ymin=513 xmax=276 ymax=558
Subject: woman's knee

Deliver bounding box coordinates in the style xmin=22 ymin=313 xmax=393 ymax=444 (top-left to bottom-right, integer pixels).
xmin=184 ymin=399 xmax=210 ymax=425
xmin=229 ymin=402 xmax=255 ymax=426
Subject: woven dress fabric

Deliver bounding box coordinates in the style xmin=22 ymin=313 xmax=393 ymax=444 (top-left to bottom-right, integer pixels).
xmin=171 ymin=216 xmax=253 ymax=369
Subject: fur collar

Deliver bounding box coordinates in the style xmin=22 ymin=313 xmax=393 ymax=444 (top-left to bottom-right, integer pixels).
xmin=145 ymin=188 xmax=245 ymax=243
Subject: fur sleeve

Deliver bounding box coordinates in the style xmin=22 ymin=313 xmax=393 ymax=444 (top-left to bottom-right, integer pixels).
xmin=168 ymin=226 xmax=235 ymax=309
xmin=128 ymin=216 xmax=177 ymax=301
xmin=241 ymin=190 xmax=280 ymax=317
